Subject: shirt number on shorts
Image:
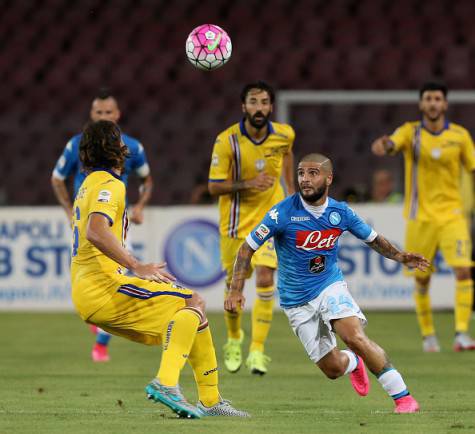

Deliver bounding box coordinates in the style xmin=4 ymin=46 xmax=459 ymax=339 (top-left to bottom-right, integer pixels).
xmin=326 ymin=295 xmax=354 ymax=315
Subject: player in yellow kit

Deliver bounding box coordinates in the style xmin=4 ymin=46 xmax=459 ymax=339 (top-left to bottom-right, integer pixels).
xmin=71 ymin=120 xmax=249 ymax=418
xmin=371 ymin=81 xmax=475 ymax=352
xmin=208 ymin=81 xmax=295 ymax=374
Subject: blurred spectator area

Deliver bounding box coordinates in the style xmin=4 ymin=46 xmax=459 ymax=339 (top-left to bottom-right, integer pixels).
xmin=2 ymin=0 xmax=475 ymax=204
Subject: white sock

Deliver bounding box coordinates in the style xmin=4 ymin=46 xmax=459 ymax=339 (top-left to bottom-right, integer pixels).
xmin=377 ymin=368 xmax=409 ymax=399
xmin=341 ymin=350 xmax=358 ymax=375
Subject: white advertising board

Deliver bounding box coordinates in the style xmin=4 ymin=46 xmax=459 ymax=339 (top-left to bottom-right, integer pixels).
xmin=0 ymin=205 xmax=455 ymax=311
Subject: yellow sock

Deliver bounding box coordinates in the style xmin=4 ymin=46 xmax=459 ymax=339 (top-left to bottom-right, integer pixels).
xmin=225 ymin=288 xmax=242 ymax=339
xmin=250 ymin=286 xmax=275 ymax=353
xmin=188 ymin=324 xmax=220 ymax=407
xmin=455 ymin=279 xmax=474 ymax=333
xmin=413 ymin=289 xmax=435 ymax=337
xmin=157 ymin=308 xmax=200 ymax=386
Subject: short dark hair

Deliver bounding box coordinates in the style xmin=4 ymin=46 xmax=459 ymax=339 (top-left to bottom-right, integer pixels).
xmin=419 ymin=81 xmax=448 ymax=99
xmin=95 ymin=87 xmax=114 ymax=100
xmin=240 ymin=81 xmax=275 ymax=103
xmin=79 ymin=120 xmax=128 ymax=171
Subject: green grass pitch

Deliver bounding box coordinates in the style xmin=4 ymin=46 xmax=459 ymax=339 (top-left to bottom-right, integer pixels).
xmin=1 ymin=311 xmax=475 ymax=434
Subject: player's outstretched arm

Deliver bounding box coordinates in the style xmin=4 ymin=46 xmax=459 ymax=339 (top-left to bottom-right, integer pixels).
xmin=371 ymin=135 xmax=394 ymax=156
xmin=86 ymin=213 xmax=175 ymax=283
xmin=225 ymin=242 xmax=255 ymax=312
xmin=366 ymin=234 xmax=430 ymax=271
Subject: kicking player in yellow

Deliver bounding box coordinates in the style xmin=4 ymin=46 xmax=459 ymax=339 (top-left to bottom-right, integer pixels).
xmin=71 ymin=120 xmax=249 ymax=418
xmin=208 ymin=81 xmax=295 ymax=374
xmin=371 ymin=81 xmax=475 ymax=352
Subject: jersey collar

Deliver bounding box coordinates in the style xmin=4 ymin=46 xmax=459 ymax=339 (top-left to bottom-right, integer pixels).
xmin=299 ymin=195 xmax=329 ymax=219
xmin=239 ymin=118 xmax=275 ymax=145
xmin=421 ymin=119 xmax=449 ymax=136
xmin=91 ymin=168 xmax=122 ymax=180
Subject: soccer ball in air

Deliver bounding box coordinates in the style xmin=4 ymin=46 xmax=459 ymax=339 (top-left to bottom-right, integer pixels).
xmin=185 ymin=24 xmax=232 ymax=71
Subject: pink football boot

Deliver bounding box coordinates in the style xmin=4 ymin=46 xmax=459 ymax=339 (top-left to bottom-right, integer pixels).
xmin=394 ymin=395 xmax=420 ymax=413
xmin=350 ymin=355 xmax=370 ymax=396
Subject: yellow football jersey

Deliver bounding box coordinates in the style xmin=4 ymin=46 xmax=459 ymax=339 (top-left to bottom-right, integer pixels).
xmin=390 ymin=121 xmax=475 ymax=223
xmin=70 ymin=170 xmax=128 ymax=319
xmin=209 ymin=120 xmax=295 ymax=238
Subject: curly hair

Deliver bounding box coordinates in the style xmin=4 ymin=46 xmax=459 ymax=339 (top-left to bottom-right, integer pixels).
xmin=79 ymin=120 xmax=128 ymax=171
xmin=240 ymin=81 xmax=275 ymax=104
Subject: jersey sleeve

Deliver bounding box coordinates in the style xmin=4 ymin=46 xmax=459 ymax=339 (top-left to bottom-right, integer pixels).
xmin=130 ymin=142 xmax=151 ymax=178
xmin=389 ymin=122 xmax=413 ymax=153
xmin=52 ymin=139 xmax=78 ymax=180
xmin=246 ymin=206 xmax=283 ymax=250
xmin=88 ymin=181 xmax=125 ymax=226
xmin=460 ymin=129 xmax=475 ymax=172
xmin=345 ymin=205 xmax=377 ymax=242
xmin=209 ymin=135 xmax=232 ymax=182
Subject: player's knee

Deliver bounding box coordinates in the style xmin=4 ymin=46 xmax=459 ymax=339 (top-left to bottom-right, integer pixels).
xmin=454 ymin=267 xmax=471 ymax=281
xmin=343 ymin=332 xmax=369 ymax=353
xmin=318 ymin=363 xmax=345 ymax=380
xmin=415 ymin=276 xmax=430 ymax=293
xmin=186 ymin=291 xmax=207 ymax=316
xmin=256 ymin=267 xmax=274 ymax=287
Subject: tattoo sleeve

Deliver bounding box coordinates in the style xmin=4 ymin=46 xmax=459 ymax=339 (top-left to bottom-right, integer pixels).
xmin=366 ymin=234 xmax=402 ymax=261
xmin=230 ymin=242 xmax=254 ymax=292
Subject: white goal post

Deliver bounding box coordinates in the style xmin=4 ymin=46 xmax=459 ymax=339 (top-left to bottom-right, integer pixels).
xmin=276 ymin=90 xmax=475 ymax=124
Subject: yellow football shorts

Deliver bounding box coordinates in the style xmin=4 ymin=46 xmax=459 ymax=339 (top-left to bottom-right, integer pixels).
xmin=405 ymin=217 xmax=472 ymax=277
xmin=85 ymin=276 xmax=193 ymax=346
xmin=220 ymin=235 xmax=277 ymax=284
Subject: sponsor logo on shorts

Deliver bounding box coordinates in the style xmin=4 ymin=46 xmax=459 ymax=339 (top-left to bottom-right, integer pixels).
xmin=255 ymin=224 xmax=270 ymax=240
xmin=309 ymin=255 xmax=326 ymax=273
xmin=296 ymin=229 xmax=342 ymax=251
xmin=291 ymin=216 xmax=311 ymax=221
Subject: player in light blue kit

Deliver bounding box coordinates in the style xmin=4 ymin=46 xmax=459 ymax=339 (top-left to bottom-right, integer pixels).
xmin=225 ymin=153 xmax=430 ymax=414
xmin=51 ymin=89 xmax=154 ymax=362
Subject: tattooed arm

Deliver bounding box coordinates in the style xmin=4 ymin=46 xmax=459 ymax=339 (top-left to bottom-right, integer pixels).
xmin=367 ymin=234 xmax=430 ymax=271
xmin=224 ymin=242 xmax=255 ymax=312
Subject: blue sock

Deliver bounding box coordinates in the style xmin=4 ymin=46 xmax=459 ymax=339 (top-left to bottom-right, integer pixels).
xmin=96 ymin=329 xmax=112 ymax=346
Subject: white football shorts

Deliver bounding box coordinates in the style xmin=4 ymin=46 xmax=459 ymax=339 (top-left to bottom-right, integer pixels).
xmin=283 ymin=280 xmax=367 ymax=363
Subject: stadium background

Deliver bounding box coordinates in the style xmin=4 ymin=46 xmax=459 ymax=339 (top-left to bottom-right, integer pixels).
xmin=0 ymin=0 xmax=474 ymax=312
xmin=3 ymin=0 xmax=475 ymax=206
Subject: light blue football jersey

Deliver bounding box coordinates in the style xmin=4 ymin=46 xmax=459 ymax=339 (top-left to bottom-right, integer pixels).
xmin=53 ymin=132 xmax=150 ymax=196
xmin=247 ymin=194 xmax=376 ymax=308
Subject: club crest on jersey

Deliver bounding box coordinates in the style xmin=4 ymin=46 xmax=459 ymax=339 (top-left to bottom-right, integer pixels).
xmin=309 ymin=255 xmax=326 ymax=273
xmin=269 ymin=208 xmax=279 ymax=224
xmin=211 ymin=154 xmax=219 ymax=166
xmin=97 ymin=189 xmax=112 ymax=203
xmin=255 ymin=159 xmax=265 ymax=171
xmin=328 ymin=211 xmax=341 ymax=226
xmin=296 ymin=229 xmax=342 ymax=251
xmin=255 ymin=224 xmax=270 ymax=240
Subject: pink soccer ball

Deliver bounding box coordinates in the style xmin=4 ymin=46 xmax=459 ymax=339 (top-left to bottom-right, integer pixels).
xmin=185 ymin=24 xmax=232 ymax=71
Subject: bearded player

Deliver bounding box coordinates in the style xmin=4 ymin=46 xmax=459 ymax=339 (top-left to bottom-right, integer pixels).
xmin=372 ymin=81 xmax=475 ymax=352
xmin=226 ymin=153 xmax=429 ymax=413
xmin=208 ymin=81 xmax=295 ymax=375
